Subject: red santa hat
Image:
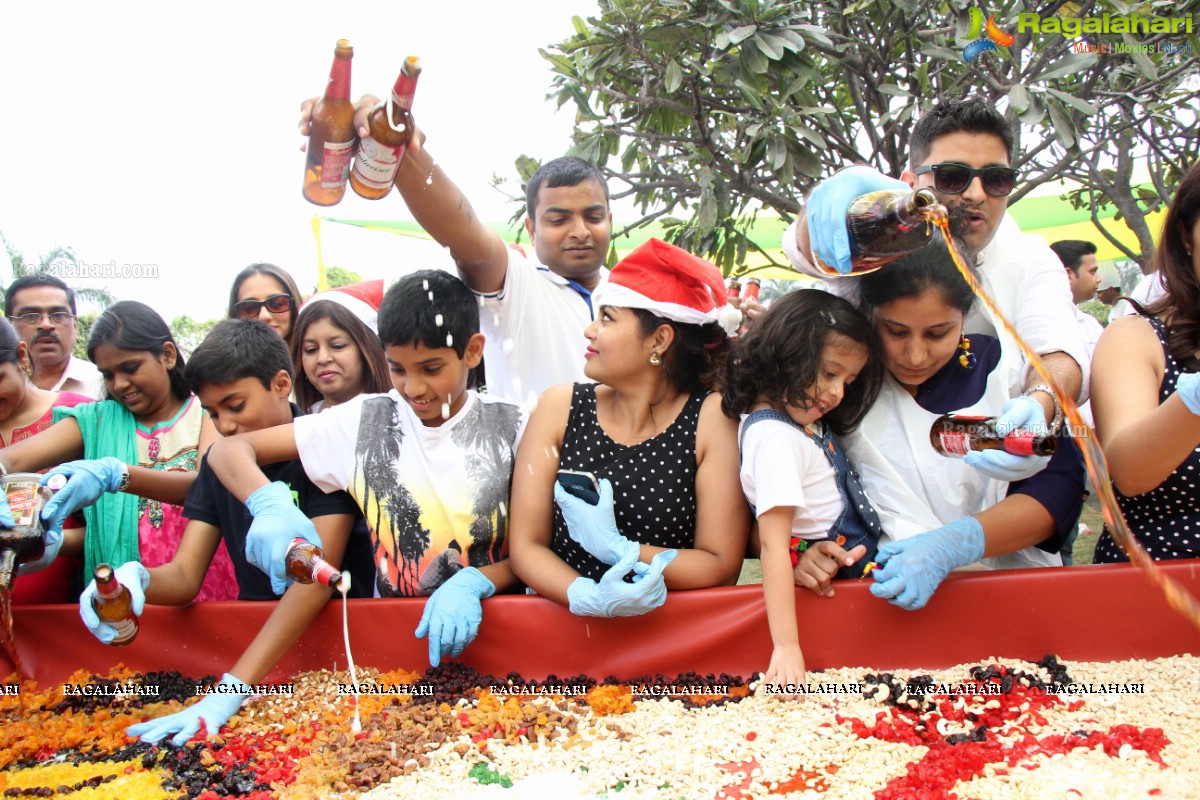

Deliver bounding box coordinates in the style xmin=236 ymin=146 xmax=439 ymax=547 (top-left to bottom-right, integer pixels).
xmin=301 ymin=279 xmax=385 ymax=333
xmin=592 ymin=239 xmax=741 ymax=336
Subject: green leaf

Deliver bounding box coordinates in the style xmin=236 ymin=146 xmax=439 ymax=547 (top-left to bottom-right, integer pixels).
xmin=1032 ymin=53 xmax=1097 ymax=83
xmin=728 ymin=24 xmax=758 ymax=45
xmin=538 ymin=48 xmax=577 ymax=75
xmin=774 ymin=28 xmax=807 ymax=53
xmin=1045 ymin=88 xmax=1098 ymax=116
xmin=920 ymin=43 xmax=961 ymax=61
xmin=768 ymin=136 xmax=787 ymax=170
xmin=753 ymin=32 xmax=788 ymax=60
xmin=1008 ymin=83 xmax=1030 ymax=114
xmin=1019 ymin=93 xmax=1045 ymax=126
xmin=571 ymin=15 xmax=589 ymax=36
xmin=665 ymin=59 xmax=683 ymax=93
xmin=1122 ymin=34 xmax=1159 ymax=81
xmin=699 ymin=187 xmax=718 ymax=229
xmin=1046 ymin=99 xmax=1076 ymax=149
xmin=793 ymin=24 xmax=834 ymax=48
xmin=877 ymin=83 xmax=910 ymax=97
xmin=740 ymin=44 xmax=770 ymax=75
xmin=792 ymin=146 xmax=822 ymax=179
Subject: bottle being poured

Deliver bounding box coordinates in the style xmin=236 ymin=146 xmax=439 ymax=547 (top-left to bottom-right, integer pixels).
xmin=809 ymin=186 xmax=947 ymax=276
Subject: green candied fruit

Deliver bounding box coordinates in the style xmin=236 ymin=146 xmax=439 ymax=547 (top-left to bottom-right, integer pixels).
xmin=468 ymin=761 xmax=514 ymax=788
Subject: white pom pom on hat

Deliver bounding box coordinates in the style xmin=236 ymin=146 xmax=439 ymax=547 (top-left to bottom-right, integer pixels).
xmin=592 ymin=239 xmax=740 ymax=335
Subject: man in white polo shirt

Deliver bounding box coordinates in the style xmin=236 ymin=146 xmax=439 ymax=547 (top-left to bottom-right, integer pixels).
xmin=5 ymin=275 xmax=103 ymax=398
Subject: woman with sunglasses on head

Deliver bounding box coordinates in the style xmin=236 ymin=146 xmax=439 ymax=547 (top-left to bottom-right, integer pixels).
xmin=1090 ymin=161 xmax=1200 ymax=563
xmin=228 ymin=264 xmax=303 ymax=343
xmin=781 ymin=98 xmax=1088 ymax=487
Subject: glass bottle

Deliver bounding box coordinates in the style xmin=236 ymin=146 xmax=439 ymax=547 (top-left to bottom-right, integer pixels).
xmin=0 ymin=474 xmax=53 ymax=593
xmin=350 ymin=56 xmax=422 ymax=200
xmin=303 ymin=39 xmax=356 ymax=206
xmin=285 ymin=538 xmax=346 ymax=590
xmin=930 ymin=414 xmax=1058 ymax=458
xmin=92 ymin=563 xmax=139 ymax=646
xmin=811 ymin=187 xmax=946 ymax=276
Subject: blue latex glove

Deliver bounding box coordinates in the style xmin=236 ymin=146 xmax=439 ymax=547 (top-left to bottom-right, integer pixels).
xmin=415 ymin=567 xmax=495 ymax=667
xmin=870 ymin=517 xmax=985 ymax=610
xmin=554 ymin=479 xmax=639 ymax=566
xmin=1177 ymin=372 xmax=1200 ymax=415
xmin=127 ymin=673 xmax=247 ymax=745
xmin=39 ymin=458 xmax=126 ymax=536
xmin=807 ymin=165 xmax=910 ymax=274
xmin=963 ymin=396 xmax=1051 ymax=482
xmin=0 ymin=489 xmax=14 ymax=529
xmin=16 ymin=528 xmax=62 ymax=576
xmin=79 ymin=561 xmax=149 ymax=643
xmin=245 ymin=481 xmax=321 ymax=596
xmin=566 ymin=549 xmax=678 ymax=617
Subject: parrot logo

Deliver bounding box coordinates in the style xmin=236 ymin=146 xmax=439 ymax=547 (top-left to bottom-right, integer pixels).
xmin=960 ymin=8 xmax=1015 ymax=62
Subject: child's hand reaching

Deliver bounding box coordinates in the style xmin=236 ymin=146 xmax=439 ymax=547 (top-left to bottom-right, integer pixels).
xmin=793 ymin=542 xmax=867 ymax=597
xmin=762 ymin=644 xmax=807 ymax=698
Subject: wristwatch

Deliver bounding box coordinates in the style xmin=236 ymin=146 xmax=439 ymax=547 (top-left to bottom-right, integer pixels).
xmin=116 ymin=463 xmax=132 ymax=493
xmin=1022 ymin=384 xmax=1063 ymax=434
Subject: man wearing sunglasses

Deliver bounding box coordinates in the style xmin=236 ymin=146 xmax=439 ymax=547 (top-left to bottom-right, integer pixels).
xmin=4 ymin=275 xmax=102 ymax=398
xmin=782 ymin=98 xmax=1086 ymax=479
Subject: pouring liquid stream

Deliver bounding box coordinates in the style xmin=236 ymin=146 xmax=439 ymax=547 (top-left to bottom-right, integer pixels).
xmin=934 ymin=216 xmax=1200 ymax=630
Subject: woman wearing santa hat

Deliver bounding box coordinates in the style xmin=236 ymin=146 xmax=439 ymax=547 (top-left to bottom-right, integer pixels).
xmin=508 ymin=239 xmax=751 ymax=617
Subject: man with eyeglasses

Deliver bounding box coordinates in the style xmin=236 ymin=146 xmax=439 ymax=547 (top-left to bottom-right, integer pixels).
xmin=782 ymin=98 xmax=1086 ymax=476
xmin=4 ymin=275 xmax=103 ymax=398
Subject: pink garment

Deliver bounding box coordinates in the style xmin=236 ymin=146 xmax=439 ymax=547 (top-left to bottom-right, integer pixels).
xmin=135 ymin=396 xmax=238 ymax=602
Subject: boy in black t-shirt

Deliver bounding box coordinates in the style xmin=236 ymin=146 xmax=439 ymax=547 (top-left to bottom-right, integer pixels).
xmin=78 ymin=320 xmax=363 ymax=745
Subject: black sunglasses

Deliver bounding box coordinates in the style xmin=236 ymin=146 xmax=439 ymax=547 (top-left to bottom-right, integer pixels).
xmin=234 ymin=293 xmax=294 ymax=318
xmin=913 ymin=162 xmax=1018 ymax=197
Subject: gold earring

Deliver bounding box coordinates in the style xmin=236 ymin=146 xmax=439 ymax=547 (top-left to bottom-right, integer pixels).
xmin=649 ymin=351 xmax=662 ymax=367
xmin=958 ymin=333 xmax=976 ymax=369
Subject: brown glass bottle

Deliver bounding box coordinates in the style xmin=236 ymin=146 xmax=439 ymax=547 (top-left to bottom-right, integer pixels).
xmin=930 ymin=414 xmax=1058 ymax=458
xmin=303 ymin=39 xmax=356 ymax=206
xmin=285 ymin=538 xmax=346 ymax=590
xmin=811 ymin=188 xmax=946 ymax=276
xmin=350 ymin=56 xmax=422 ymax=200
xmin=0 ymin=475 xmax=52 ymax=592
xmin=92 ymin=564 xmax=139 ymax=646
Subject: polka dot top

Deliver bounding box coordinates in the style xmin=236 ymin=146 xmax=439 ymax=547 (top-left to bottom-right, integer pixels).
xmin=553 ymin=383 xmax=704 ymax=581
xmin=1094 ymin=315 xmax=1200 ymax=562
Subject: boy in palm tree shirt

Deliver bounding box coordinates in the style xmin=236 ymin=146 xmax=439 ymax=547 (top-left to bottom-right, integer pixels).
xmin=207 ymin=270 xmax=526 ymax=668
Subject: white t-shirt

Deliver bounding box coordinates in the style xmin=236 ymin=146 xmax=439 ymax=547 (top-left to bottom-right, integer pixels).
xmin=294 ymin=389 xmax=527 ymax=597
xmin=782 ymin=212 xmax=1090 ymax=401
xmin=51 ymin=355 xmax=103 ymax=399
xmin=1110 ymin=271 xmax=1167 ymax=321
xmin=1072 ymin=306 xmax=1104 ymax=428
xmin=471 ymin=249 xmax=606 ymax=406
xmin=738 ymin=415 xmax=842 ymax=540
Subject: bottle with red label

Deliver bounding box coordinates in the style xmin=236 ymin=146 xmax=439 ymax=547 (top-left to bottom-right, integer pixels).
xmin=930 ymin=414 xmax=1057 ymax=458
xmin=303 ymin=39 xmax=356 ymax=206
xmin=350 ymin=56 xmax=422 ymax=200
xmin=0 ymin=474 xmax=53 ymax=593
xmin=285 ymin=538 xmax=347 ymax=590
xmin=91 ymin=564 xmax=140 ymax=646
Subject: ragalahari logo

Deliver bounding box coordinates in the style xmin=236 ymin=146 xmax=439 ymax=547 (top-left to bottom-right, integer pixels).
xmin=959 ymin=8 xmax=1016 ymax=62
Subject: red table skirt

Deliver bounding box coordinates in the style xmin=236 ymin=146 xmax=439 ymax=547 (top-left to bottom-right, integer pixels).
xmin=10 ymin=560 xmax=1200 ymax=685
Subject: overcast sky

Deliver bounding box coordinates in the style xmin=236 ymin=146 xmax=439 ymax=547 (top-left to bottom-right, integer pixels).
xmin=0 ymin=0 xmax=602 ymax=321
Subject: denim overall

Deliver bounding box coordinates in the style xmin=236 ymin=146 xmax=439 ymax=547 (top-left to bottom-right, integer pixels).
xmin=741 ymin=409 xmax=882 ymax=579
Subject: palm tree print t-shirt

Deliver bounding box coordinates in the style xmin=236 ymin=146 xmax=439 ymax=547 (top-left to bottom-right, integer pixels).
xmin=294 ymin=390 xmax=525 ymax=597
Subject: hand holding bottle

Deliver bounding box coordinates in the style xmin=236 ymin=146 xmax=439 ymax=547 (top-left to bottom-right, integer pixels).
xmin=245 ymin=482 xmax=322 ymax=596
xmin=79 ymin=561 xmax=148 ymax=644
xmin=806 ymin=166 xmax=911 ymax=274
xmin=869 ymin=517 xmax=985 ymax=610
xmin=962 ymin=397 xmax=1051 ymax=482
xmin=39 ymin=458 xmax=127 ymax=536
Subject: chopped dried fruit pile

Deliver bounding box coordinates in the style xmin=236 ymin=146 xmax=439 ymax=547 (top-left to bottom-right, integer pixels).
xmin=2 ymin=656 xmax=1197 ymax=799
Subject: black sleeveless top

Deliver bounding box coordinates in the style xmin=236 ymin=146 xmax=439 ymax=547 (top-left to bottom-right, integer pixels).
xmin=1094 ymin=316 xmax=1200 ymax=562
xmin=553 ymin=383 xmax=704 ymax=581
